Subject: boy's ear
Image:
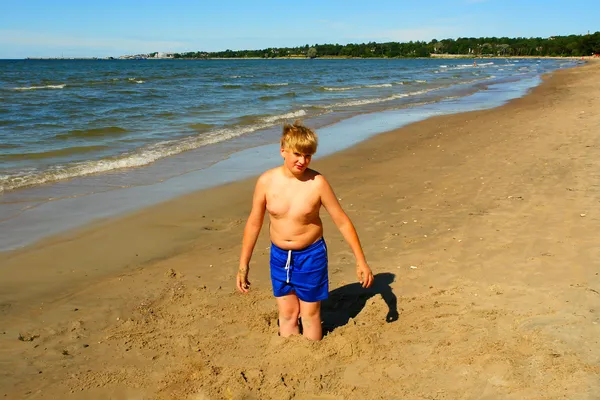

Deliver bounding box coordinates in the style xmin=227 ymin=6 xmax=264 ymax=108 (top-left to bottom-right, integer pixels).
xmin=280 ymin=147 xmax=286 ymax=158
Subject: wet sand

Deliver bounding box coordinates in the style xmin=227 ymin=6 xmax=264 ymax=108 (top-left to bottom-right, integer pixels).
xmin=1 ymin=61 xmax=600 ymax=399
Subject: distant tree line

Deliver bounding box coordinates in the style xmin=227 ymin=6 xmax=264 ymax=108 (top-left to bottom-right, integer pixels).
xmin=174 ymin=32 xmax=600 ymax=59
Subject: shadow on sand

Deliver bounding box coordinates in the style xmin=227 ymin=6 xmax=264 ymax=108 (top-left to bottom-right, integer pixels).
xmin=321 ymin=272 xmax=398 ymax=335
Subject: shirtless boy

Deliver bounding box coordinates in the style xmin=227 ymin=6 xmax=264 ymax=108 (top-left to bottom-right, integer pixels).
xmin=236 ymin=121 xmax=374 ymax=341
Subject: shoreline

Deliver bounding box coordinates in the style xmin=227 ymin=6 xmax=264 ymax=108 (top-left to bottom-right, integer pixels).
xmin=2 ymin=60 xmax=600 ymax=398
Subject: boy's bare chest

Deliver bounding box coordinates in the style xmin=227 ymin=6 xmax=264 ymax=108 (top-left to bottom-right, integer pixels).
xmin=266 ymin=182 xmax=320 ymax=219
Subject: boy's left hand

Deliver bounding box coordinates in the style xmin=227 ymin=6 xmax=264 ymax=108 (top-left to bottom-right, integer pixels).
xmin=356 ymin=262 xmax=374 ymax=288
xmin=236 ymin=265 xmax=251 ymax=293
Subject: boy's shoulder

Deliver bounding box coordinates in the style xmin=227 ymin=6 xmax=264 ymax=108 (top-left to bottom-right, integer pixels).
xmin=305 ymin=168 xmax=326 ymax=183
xmin=303 ymin=169 xmax=329 ymax=192
xmin=257 ymin=167 xmax=279 ymax=183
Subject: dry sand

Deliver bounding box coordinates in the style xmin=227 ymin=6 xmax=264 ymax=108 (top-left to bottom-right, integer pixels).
xmin=1 ymin=61 xmax=600 ymax=399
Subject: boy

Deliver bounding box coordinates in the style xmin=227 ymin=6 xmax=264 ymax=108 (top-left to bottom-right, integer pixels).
xmin=236 ymin=121 xmax=374 ymax=341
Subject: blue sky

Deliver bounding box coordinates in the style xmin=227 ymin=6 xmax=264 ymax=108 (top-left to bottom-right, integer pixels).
xmin=1 ymin=0 xmax=597 ymax=58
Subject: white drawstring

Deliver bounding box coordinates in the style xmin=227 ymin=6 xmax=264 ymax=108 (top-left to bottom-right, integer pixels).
xmin=285 ymin=250 xmax=292 ymax=283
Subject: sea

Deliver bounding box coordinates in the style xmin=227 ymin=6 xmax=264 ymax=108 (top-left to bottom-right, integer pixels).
xmin=0 ymin=58 xmax=580 ymax=250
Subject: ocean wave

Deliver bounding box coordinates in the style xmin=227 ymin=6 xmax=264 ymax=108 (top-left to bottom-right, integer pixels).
xmin=221 ymin=82 xmax=289 ymax=90
xmin=322 ymin=83 xmax=393 ymax=91
xmin=189 ymin=122 xmax=215 ymax=131
xmin=365 ymin=83 xmax=393 ymax=88
xmin=440 ymin=62 xmax=494 ymax=72
xmin=57 ymin=77 xmax=148 ymax=87
xmin=0 ymin=109 xmax=309 ymax=192
xmin=12 ymin=84 xmax=66 ymax=91
xmin=251 ymin=83 xmax=289 ymax=89
xmin=261 ymin=109 xmax=306 ymax=123
xmin=1 ymin=145 xmax=109 ymax=161
xmin=55 ymin=126 xmax=129 ymax=140
xmin=322 ymin=86 xmax=361 ymax=91
xmin=441 ymin=64 xmax=474 ymax=71
xmin=317 ymin=89 xmax=437 ymax=109
xmin=258 ymin=92 xmax=297 ymax=101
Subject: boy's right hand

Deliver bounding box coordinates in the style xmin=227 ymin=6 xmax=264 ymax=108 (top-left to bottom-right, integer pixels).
xmin=236 ymin=265 xmax=251 ymax=293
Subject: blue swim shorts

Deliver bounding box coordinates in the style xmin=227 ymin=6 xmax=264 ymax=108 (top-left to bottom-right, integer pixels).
xmin=270 ymin=237 xmax=329 ymax=302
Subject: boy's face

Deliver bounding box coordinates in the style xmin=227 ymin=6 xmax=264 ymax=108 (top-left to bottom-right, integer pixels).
xmin=281 ymin=147 xmax=313 ymax=175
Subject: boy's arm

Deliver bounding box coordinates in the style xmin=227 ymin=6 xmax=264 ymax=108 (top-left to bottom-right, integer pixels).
xmin=318 ymin=175 xmax=374 ymax=288
xmin=237 ymin=174 xmax=267 ymax=293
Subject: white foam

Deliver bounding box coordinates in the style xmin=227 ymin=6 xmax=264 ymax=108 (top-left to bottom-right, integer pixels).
xmin=365 ymin=83 xmax=393 ymax=88
xmin=262 ymin=109 xmax=306 ymax=123
xmin=319 ymin=88 xmax=436 ymax=109
xmin=13 ymin=84 xmax=66 ymax=91
xmin=265 ymin=83 xmax=288 ymax=86
xmin=325 ymin=83 xmax=393 ymax=91
xmin=323 ymin=86 xmax=360 ymax=91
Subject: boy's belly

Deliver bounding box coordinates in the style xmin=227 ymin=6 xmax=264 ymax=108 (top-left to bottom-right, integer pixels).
xmin=269 ymin=217 xmax=323 ymax=250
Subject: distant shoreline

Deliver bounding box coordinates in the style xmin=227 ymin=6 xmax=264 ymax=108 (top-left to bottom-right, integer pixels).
xmin=18 ymin=55 xmax=594 ymax=61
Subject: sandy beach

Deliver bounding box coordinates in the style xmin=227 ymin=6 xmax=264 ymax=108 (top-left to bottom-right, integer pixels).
xmin=2 ymin=60 xmax=600 ymax=399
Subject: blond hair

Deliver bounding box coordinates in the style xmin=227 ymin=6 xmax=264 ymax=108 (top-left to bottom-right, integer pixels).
xmin=281 ymin=120 xmax=318 ymax=155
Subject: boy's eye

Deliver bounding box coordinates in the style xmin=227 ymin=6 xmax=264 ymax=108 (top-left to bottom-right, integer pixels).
xmin=293 ymin=152 xmax=312 ymax=158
